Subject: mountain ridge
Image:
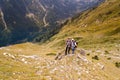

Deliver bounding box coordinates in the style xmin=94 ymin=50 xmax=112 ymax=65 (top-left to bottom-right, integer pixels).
xmin=47 ymin=0 xmax=120 ymax=49
xmin=0 ymin=0 xmax=103 ymax=47
xmin=0 ymin=0 xmax=120 ymax=79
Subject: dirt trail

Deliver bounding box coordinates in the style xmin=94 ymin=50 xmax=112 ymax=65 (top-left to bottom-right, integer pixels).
xmin=38 ymin=0 xmax=49 ymax=26
xmin=1 ymin=46 xmax=119 ymax=80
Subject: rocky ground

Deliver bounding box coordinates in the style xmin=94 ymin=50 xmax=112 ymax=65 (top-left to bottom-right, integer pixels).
xmin=0 ymin=43 xmax=120 ymax=80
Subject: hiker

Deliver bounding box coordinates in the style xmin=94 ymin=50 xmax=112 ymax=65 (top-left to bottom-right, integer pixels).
xmin=71 ymin=39 xmax=77 ymax=54
xmin=65 ymin=38 xmax=71 ymax=55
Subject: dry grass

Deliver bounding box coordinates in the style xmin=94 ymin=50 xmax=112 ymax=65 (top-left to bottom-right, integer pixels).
xmin=0 ymin=0 xmax=120 ymax=79
xmin=0 ymin=42 xmax=120 ymax=80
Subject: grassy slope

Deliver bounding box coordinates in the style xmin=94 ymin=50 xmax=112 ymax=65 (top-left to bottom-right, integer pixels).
xmin=0 ymin=42 xmax=120 ymax=80
xmin=0 ymin=0 xmax=120 ymax=79
xmin=46 ymin=0 xmax=120 ymax=50
xmin=41 ymin=0 xmax=120 ymax=79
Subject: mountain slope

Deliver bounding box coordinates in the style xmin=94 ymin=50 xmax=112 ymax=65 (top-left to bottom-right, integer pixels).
xmin=0 ymin=0 xmax=103 ymax=46
xmin=47 ymin=0 xmax=120 ymax=49
xmin=0 ymin=0 xmax=40 ymax=46
xmin=0 ymin=0 xmax=120 ymax=80
xmin=0 ymin=42 xmax=120 ymax=80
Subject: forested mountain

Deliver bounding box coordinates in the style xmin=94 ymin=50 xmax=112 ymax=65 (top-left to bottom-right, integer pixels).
xmin=0 ymin=0 xmax=103 ymax=46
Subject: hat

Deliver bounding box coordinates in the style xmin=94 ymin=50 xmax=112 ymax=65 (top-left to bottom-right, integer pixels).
xmin=72 ymin=39 xmax=74 ymax=41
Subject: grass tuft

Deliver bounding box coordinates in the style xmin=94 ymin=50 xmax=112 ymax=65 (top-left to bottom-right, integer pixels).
xmin=46 ymin=53 xmax=56 ymax=56
xmin=104 ymin=50 xmax=110 ymax=55
xmin=92 ymin=55 xmax=99 ymax=60
xmin=115 ymin=62 xmax=120 ymax=68
xmin=107 ymin=57 xmax=111 ymax=60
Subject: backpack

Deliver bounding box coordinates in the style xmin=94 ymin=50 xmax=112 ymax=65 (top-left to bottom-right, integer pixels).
xmin=72 ymin=40 xmax=77 ymax=48
xmin=75 ymin=41 xmax=78 ymax=48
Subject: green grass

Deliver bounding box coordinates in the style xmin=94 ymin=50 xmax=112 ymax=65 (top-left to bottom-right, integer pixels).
xmin=48 ymin=0 xmax=120 ymax=47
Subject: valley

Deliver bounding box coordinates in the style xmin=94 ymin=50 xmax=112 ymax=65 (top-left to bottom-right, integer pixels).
xmin=0 ymin=0 xmax=120 ymax=80
xmin=0 ymin=0 xmax=103 ymax=46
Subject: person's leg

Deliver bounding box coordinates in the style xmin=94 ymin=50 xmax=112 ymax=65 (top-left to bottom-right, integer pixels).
xmin=65 ymin=46 xmax=68 ymax=55
xmin=68 ymin=47 xmax=71 ymax=54
xmin=72 ymin=50 xmax=74 ymax=54
xmin=72 ymin=47 xmax=76 ymax=54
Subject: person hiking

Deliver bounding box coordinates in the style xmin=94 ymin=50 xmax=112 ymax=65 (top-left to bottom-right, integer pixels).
xmin=65 ymin=38 xmax=71 ymax=55
xmin=71 ymin=39 xmax=77 ymax=54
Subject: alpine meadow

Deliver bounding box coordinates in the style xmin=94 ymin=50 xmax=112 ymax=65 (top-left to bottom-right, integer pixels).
xmin=0 ymin=0 xmax=120 ymax=80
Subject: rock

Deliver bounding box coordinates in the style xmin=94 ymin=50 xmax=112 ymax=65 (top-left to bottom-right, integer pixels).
xmin=3 ymin=52 xmax=15 ymax=59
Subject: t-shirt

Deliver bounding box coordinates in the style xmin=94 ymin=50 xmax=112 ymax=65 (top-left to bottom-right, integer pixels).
xmin=66 ymin=40 xmax=71 ymax=47
xmin=71 ymin=41 xmax=77 ymax=48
